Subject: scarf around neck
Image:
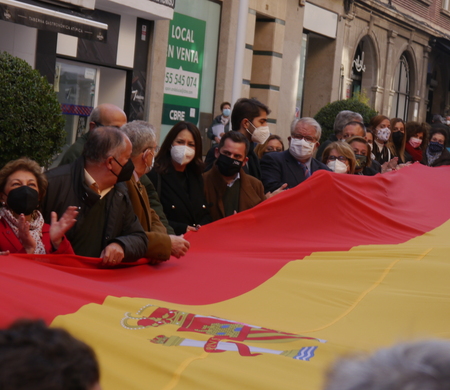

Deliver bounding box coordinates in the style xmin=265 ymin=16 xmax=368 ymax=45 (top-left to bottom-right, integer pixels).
xmin=405 ymin=142 xmax=423 ymax=162
xmin=0 ymin=207 xmax=46 ymax=254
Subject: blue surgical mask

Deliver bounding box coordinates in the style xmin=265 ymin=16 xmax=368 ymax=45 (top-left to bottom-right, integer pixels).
xmin=223 ymin=108 xmax=231 ymax=117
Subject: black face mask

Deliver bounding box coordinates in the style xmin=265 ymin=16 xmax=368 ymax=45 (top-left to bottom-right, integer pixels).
xmin=111 ymin=157 xmax=135 ymax=183
xmin=392 ymin=131 xmax=404 ymax=148
xmin=216 ymin=153 xmax=243 ymax=177
xmin=6 ymin=186 xmax=39 ymax=216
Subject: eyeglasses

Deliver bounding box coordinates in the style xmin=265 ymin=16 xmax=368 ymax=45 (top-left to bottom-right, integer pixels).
xmin=327 ymin=155 xmax=348 ymax=162
xmin=291 ymin=134 xmax=317 ymax=143
xmin=144 ymin=146 xmax=160 ymax=155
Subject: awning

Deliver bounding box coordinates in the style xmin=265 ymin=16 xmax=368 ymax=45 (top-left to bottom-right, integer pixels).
xmin=0 ymin=0 xmax=108 ymax=41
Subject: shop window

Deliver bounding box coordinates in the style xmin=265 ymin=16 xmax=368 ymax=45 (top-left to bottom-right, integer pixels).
xmin=391 ymin=54 xmax=410 ymax=120
xmin=351 ymin=42 xmax=365 ymax=97
xmin=350 ymin=36 xmax=376 ymax=106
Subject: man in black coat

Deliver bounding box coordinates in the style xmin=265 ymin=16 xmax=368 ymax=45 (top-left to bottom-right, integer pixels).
xmin=43 ymin=127 xmax=148 ymax=266
xmin=261 ymin=117 xmax=330 ymax=193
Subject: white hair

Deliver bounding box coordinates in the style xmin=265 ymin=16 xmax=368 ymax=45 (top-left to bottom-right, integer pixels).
xmin=324 ymin=339 xmax=450 ymax=390
xmin=334 ymin=111 xmax=364 ymax=134
xmin=120 ymin=120 xmax=156 ymax=157
xmin=290 ymin=117 xmax=322 ymax=140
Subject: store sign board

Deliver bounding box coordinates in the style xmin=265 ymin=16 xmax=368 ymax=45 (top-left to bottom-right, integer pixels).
xmin=304 ymin=2 xmax=337 ymax=39
xmin=150 ymin=0 xmax=175 ymax=8
xmin=0 ymin=0 xmax=107 ymax=41
xmin=162 ymin=12 xmax=206 ymax=126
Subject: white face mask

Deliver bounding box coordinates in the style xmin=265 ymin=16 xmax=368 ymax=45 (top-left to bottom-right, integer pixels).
xmin=289 ymin=138 xmax=315 ymax=161
xmin=447 ymin=120 xmax=450 ymax=126
xmin=247 ymin=121 xmax=270 ymax=144
xmin=171 ymin=145 xmax=195 ymax=166
xmin=327 ymin=159 xmax=348 ymax=173
xmin=377 ymin=128 xmax=391 ymax=142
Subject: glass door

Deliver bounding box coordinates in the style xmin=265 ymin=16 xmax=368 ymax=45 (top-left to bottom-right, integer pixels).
xmin=54 ymin=60 xmax=98 ymax=147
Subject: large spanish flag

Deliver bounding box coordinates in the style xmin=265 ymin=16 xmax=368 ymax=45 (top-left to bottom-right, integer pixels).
xmin=2 ymin=163 xmax=450 ymax=390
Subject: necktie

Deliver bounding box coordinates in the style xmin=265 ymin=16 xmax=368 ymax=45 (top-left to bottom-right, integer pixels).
xmin=301 ymin=163 xmax=310 ymax=179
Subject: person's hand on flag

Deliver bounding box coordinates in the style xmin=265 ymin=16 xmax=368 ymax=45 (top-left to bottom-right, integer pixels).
xmin=100 ymin=242 xmax=124 ymax=266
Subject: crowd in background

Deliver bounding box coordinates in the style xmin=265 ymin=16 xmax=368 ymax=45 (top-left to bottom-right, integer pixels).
xmin=1 ymin=98 xmax=450 ymax=262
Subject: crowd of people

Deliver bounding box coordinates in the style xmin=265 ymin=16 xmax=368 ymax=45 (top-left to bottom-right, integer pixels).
xmin=1 ymin=98 xmax=450 ymax=387
xmin=0 ymin=98 xmax=449 ymax=264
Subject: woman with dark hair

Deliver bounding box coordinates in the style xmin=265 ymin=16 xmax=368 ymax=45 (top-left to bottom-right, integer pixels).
xmin=369 ymin=115 xmax=396 ymax=164
xmin=147 ymin=121 xmax=211 ymax=235
xmin=254 ymin=134 xmax=285 ymax=159
xmin=391 ymin=118 xmax=406 ymax=163
xmin=423 ymin=128 xmax=450 ymax=167
xmin=0 ymin=158 xmax=77 ymax=255
xmin=404 ymin=122 xmax=429 ymax=163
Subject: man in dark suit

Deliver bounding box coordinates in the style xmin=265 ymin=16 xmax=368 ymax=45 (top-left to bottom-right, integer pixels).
xmin=260 ymin=117 xmax=330 ymax=193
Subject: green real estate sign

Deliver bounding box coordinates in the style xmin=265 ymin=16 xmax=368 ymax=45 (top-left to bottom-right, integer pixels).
xmin=162 ymin=13 xmax=206 ymax=126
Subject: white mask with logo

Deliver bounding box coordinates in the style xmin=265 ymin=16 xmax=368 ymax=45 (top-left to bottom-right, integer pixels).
xmin=247 ymin=121 xmax=270 ymax=144
xmin=327 ymin=159 xmax=348 ymax=173
xmin=171 ymin=145 xmax=195 ymax=166
xmin=377 ymin=128 xmax=391 ymax=142
xmin=289 ymin=138 xmax=315 ymax=161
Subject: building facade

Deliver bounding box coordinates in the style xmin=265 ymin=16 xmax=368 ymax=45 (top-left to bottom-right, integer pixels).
xmin=1 ymin=0 xmax=450 ymax=147
xmin=213 ymin=0 xmax=450 ymax=140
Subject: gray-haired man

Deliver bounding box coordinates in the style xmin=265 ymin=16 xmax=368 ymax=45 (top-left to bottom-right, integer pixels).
xmin=260 ymin=117 xmax=330 ymax=193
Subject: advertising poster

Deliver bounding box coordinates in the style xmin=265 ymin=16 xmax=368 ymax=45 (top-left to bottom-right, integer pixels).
xmin=162 ymin=12 xmax=206 ymax=126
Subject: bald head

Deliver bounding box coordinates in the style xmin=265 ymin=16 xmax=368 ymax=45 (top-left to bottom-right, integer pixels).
xmin=90 ymin=103 xmax=127 ymax=131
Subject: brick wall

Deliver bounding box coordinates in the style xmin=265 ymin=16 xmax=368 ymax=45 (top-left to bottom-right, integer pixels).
xmin=392 ymin=0 xmax=450 ymax=34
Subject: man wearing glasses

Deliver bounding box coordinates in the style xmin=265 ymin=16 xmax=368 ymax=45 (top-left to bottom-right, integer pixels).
xmin=121 ymin=121 xmax=190 ymax=262
xmin=260 ymin=117 xmax=330 ymax=193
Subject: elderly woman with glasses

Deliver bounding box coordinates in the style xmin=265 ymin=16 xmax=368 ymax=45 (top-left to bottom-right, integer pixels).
xmin=322 ymin=142 xmax=356 ymax=174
